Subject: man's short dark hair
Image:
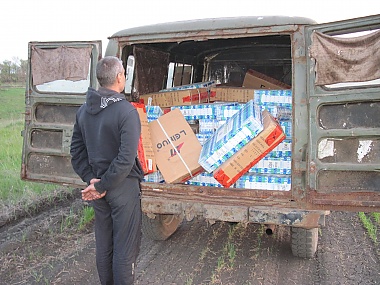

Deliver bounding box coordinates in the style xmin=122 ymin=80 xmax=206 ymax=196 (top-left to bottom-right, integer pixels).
xmin=96 ymin=56 xmax=123 ymax=87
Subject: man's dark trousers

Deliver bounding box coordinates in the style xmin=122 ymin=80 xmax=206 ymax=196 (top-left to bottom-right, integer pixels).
xmin=92 ymin=177 xmax=142 ymax=285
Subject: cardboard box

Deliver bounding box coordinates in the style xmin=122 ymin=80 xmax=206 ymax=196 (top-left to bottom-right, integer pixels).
xmin=243 ymin=69 xmax=291 ymax=90
xmin=131 ymin=102 xmax=157 ymax=174
xmin=213 ymin=110 xmax=286 ymax=188
xmin=210 ymin=86 xmax=256 ymax=103
xmin=139 ymin=92 xmax=170 ymax=108
xmin=170 ymin=88 xmax=210 ymax=106
xmin=139 ymin=88 xmax=211 ymax=108
xmin=149 ymin=108 xmax=204 ymax=183
xmin=209 ymin=87 xmax=227 ymax=102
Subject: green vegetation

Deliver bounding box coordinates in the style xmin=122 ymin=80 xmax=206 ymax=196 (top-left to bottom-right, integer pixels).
xmin=372 ymin=212 xmax=380 ymax=225
xmin=210 ymin=223 xmax=241 ymax=283
xmin=0 ymin=87 xmax=25 ymax=122
xmin=0 ymin=58 xmax=27 ymax=87
xmin=0 ymin=88 xmax=61 ymax=209
xmin=0 ymin=87 xmax=95 ymax=230
xmin=79 ymin=206 xmax=95 ymax=230
xmin=358 ymin=212 xmax=378 ymax=244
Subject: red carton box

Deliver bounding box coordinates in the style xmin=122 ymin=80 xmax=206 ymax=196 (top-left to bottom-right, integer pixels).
xmin=131 ymin=102 xmax=156 ymax=174
xmin=213 ymin=110 xmax=286 ymax=188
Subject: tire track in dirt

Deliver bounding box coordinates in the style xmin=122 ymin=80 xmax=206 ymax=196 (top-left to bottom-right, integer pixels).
xmin=314 ymin=212 xmax=380 ymax=285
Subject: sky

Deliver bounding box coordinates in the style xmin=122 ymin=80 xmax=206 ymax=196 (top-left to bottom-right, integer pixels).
xmin=1 ymin=0 xmax=379 ymax=62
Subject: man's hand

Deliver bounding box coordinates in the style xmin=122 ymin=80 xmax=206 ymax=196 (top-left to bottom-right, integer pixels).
xmin=82 ymin=179 xmax=106 ymax=201
xmin=90 ymin=178 xmax=101 ymax=185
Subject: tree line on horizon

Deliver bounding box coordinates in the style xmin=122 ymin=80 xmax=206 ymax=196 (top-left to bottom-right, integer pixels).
xmin=0 ymin=58 xmax=27 ymax=87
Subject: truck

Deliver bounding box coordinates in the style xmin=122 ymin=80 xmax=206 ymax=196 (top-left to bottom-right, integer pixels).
xmin=21 ymin=14 xmax=380 ymax=258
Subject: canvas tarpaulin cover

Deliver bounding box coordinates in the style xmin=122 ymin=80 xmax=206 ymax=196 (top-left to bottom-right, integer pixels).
xmin=310 ymin=30 xmax=380 ymax=85
xmin=132 ymin=46 xmax=170 ymax=100
xmin=31 ymin=46 xmax=92 ymax=85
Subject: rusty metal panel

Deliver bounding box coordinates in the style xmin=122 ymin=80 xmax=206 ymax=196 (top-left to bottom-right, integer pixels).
xmin=318 ymin=138 xmax=380 ymax=164
xmin=141 ymin=182 xmax=294 ymax=208
xmin=28 ymin=154 xmax=77 ymax=177
xmin=141 ymin=197 xmax=184 ymax=215
xmin=317 ymin=170 xmax=380 ymax=193
xmin=141 ymin=192 xmax=326 ymax=226
xmin=249 ymin=207 xmax=327 ymax=228
xmin=319 ymin=102 xmax=380 ymax=129
xmin=31 ymin=129 xmax=62 ymax=150
xmin=24 ymin=153 xmax=84 ymax=186
xmin=35 ymin=104 xmax=79 ymax=124
xmin=141 ymin=196 xmax=249 ymax=223
xmin=203 ymin=205 xmax=249 ymax=223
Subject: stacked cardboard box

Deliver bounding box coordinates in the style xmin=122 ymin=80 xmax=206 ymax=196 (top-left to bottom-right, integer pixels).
xmin=267 ymin=140 xmax=292 ymax=158
xmin=234 ymin=174 xmax=291 ymax=191
xmin=209 ymin=69 xmax=290 ymax=103
xmin=139 ymin=88 xmax=210 ymax=108
xmin=171 ymin=102 xmax=242 ymax=121
xmin=209 ymin=87 xmax=255 ymax=103
xmin=213 ymin=110 xmax=286 ymax=188
xmin=248 ymin=156 xmax=291 ymax=175
xmin=139 ymin=81 xmax=217 ymax=108
xmin=140 ymin=73 xmax=293 ymax=189
xmin=232 ymin=89 xmax=293 ymax=190
xmin=198 ymin=100 xmax=263 ymax=173
xmin=185 ymin=172 xmax=223 ymax=188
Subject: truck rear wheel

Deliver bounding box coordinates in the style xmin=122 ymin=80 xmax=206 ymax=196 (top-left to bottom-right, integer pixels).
xmin=291 ymin=227 xmax=318 ymax=258
xmin=142 ymin=213 xmax=183 ymax=241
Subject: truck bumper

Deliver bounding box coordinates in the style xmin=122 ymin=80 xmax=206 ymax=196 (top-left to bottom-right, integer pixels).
xmin=142 ymin=196 xmax=328 ymax=228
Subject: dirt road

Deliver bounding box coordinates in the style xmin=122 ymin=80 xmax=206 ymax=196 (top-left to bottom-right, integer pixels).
xmin=1 ymin=189 xmax=379 ymax=285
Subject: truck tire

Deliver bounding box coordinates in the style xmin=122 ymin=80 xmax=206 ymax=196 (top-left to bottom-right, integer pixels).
xmin=142 ymin=213 xmax=183 ymax=241
xmin=291 ymin=227 xmax=318 ymax=258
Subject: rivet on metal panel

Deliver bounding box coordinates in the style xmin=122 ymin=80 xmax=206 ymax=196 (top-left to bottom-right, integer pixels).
xmin=310 ymin=161 xmax=316 ymax=173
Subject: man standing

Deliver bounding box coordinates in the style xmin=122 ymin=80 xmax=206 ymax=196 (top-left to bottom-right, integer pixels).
xmin=70 ymin=56 xmax=144 ymax=285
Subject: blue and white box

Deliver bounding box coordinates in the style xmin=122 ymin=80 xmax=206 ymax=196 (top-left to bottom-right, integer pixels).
xmin=248 ymin=156 xmax=291 ymax=175
xmin=266 ymin=140 xmax=292 ymax=158
xmin=198 ymin=100 xmax=263 ymax=173
xmin=254 ymin=89 xmax=292 ymax=107
xmin=185 ymin=172 xmax=223 ymax=187
xmin=145 ymin=105 xmax=163 ymax=122
xmin=235 ymin=174 xmax=291 ymax=191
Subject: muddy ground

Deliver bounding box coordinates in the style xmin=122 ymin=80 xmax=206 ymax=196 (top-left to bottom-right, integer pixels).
xmin=0 ymin=188 xmax=379 ymax=285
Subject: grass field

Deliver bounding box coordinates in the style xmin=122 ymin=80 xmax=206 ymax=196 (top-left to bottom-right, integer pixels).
xmin=0 ymin=88 xmax=61 ymax=209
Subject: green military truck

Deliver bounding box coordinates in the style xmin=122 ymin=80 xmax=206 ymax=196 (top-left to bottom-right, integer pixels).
xmin=21 ymin=15 xmax=380 ymax=258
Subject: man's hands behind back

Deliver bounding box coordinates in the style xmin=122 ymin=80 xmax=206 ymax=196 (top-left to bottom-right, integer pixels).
xmin=81 ymin=178 xmax=106 ymax=201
